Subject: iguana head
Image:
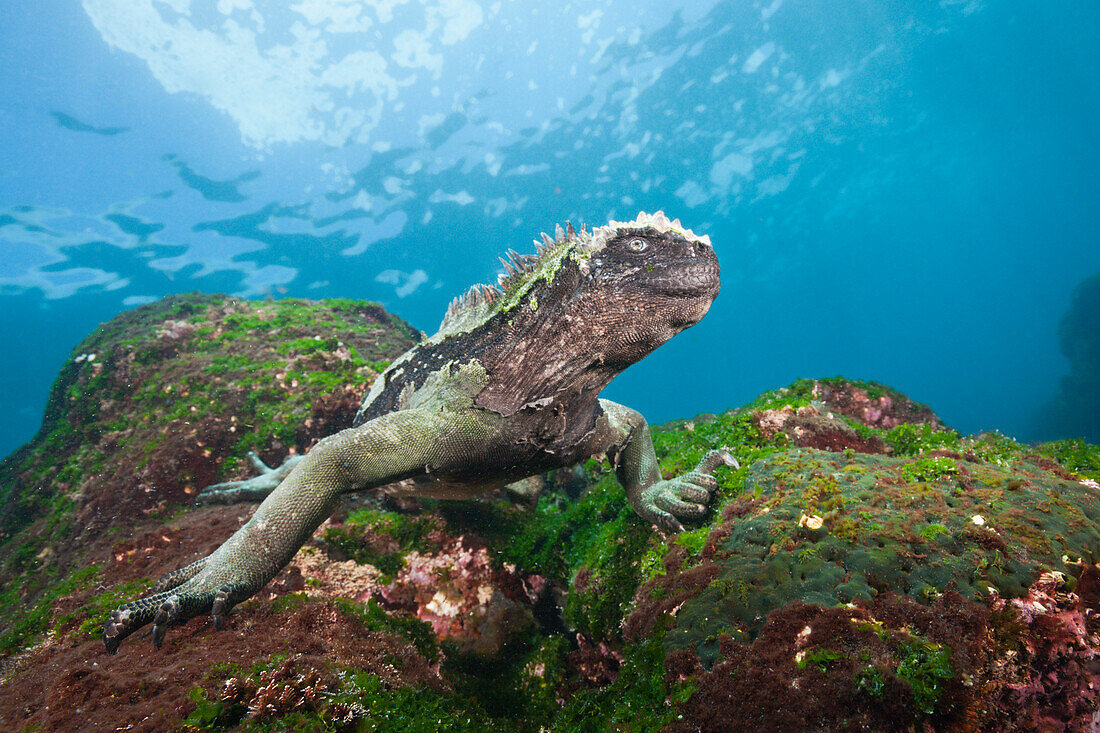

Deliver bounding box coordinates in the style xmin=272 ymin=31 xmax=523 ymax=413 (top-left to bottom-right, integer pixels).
xmin=438 ymin=211 xmax=718 ymax=344
xmin=581 ymin=212 xmax=720 ymax=343
xmin=422 ymin=212 xmax=720 ymax=416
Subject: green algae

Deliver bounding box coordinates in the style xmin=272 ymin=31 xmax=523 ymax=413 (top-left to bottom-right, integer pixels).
xmin=895 ymin=638 xmax=955 ymax=715
xmin=488 ymin=416 xmax=753 ymax=645
xmin=853 ymin=664 xmax=886 ymax=698
xmin=563 ymin=508 xmax=652 ymax=640
xmin=662 ymin=447 xmax=1100 ymax=662
xmin=674 ymin=527 xmax=710 ymax=557
xmin=0 ymin=293 xmax=411 ymax=548
xmin=488 ymin=462 xmax=656 ymax=640
xmin=440 ymin=630 xmax=569 ymax=728
xmin=900 ymin=456 xmax=958 ymax=482
xmin=794 ymin=622 xmax=956 ymax=719
xmin=638 ymin=540 xmax=672 ymax=586
xmin=181 ymin=598 xmax=487 ymax=732
xmin=651 ymin=408 xmax=783 ymax=483
xmin=551 ymin=631 xmax=694 ymax=733
xmin=489 ymin=464 xmax=656 ymax=640
xmin=1037 ymin=438 xmax=1100 ymax=481
xmin=436 ymin=628 xmax=579 ymax=729
xmin=0 ymin=563 xmax=101 ymax=655
xmin=331 ymin=597 xmax=440 ymax=661
xmin=322 ymin=509 xmax=441 ymax=580
xmin=0 ymin=564 xmax=153 ymax=656
xmin=70 ymin=576 xmax=155 ymax=640
xmin=884 ymin=423 xmax=961 ymax=455
xmin=797 ymin=647 xmax=845 ymax=673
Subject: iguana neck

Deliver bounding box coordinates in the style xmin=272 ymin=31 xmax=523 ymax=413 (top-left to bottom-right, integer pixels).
xmin=472 ymin=261 xmax=647 ymax=416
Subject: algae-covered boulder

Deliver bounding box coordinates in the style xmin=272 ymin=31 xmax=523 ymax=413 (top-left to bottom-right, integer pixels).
xmin=1036 ymin=270 xmax=1100 ymax=443
xmin=659 ymin=446 xmax=1099 ymax=661
xmin=508 ymin=378 xmax=1100 ymax=731
xmin=0 ymin=294 xmax=455 ymax=730
xmin=1 ymin=292 xmax=1099 ymax=733
xmin=0 ymin=293 xmax=419 ymax=556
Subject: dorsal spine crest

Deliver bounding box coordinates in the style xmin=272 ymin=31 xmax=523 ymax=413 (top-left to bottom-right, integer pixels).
xmin=437 ymin=211 xmax=711 ymax=335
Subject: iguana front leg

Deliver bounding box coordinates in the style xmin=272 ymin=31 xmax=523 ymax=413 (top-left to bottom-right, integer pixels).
xmin=598 ymin=399 xmax=738 ymax=533
xmin=103 ymin=408 xmax=472 ymax=654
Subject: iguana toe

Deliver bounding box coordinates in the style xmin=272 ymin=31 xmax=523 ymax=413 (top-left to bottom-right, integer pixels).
xmin=151 ymin=595 xmax=181 ymax=649
xmin=656 ymin=492 xmax=708 ymax=519
xmin=211 ymin=586 xmax=232 ymax=630
xmin=103 ymin=574 xmax=235 ymax=654
xmin=246 ymin=450 xmax=272 ymax=473
xmin=103 ymin=592 xmax=173 ymax=655
xmin=638 ymin=448 xmax=739 ymax=533
xmin=651 ymin=508 xmax=685 ymax=535
xmin=674 ymin=484 xmax=711 ymax=505
xmin=103 ymin=608 xmax=132 ymax=655
xmin=196 ymin=454 xmax=304 ymax=505
xmin=151 ymin=557 xmax=208 ymax=594
xmin=698 ymin=449 xmax=739 ymax=472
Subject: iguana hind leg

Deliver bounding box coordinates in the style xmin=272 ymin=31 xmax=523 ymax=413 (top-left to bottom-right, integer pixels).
xmin=103 ymin=580 xmax=244 ymax=654
xmin=104 ymin=408 xmax=481 ymax=654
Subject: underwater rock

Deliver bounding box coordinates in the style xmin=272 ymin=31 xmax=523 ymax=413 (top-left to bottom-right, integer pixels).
xmin=666 ymin=571 xmax=1100 ymax=732
xmin=0 ymin=596 xmax=444 ymax=732
xmin=665 ymin=592 xmax=988 ymax=731
xmin=808 ymin=377 xmax=945 ymax=431
xmin=380 ymin=536 xmax=537 ymax=657
xmin=0 ymin=294 xmax=438 ymax=729
xmin=1035 ymin=271 xmax=1100 ymax=444
xmin=0 ymin=293 xmax=419 ymax=556
xmin=984 ymin=567 xmax=1100 ymax=729
xmin=647 ymin=446 xmax=1100 ymax=662
xmin=1 ymin=295 xmax=1098 ymax=731
xmin=755 ymin=402 xmax=889 ymax=453
xmin=753 ymin=378 xmax=945 ymax=455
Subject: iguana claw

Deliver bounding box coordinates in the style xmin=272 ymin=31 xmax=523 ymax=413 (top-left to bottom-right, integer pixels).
xmin=102 ymin=565 xmax=244 ymax=654
xmin=697 ymin=449 xmax=740 ymax=473
xmin=640 ymin=449 xmax=739 ymax=533
xmin=103 ymin=608 xmax=131 ymax=655
xmin=151 ymin=595 xmax=180 ymax=649
xmin=211 ymin=587 xmax=231 ymax=630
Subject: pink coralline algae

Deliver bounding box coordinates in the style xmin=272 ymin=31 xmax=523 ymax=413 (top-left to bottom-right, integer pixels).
xmin=380 ymin=537 xmax=537 ymax=656
xmin=753 ymin=380 xmax=948 ymax=453
xmin=810 ymin=380 xmax=944 ymax=431
xmin=986 ymin=566 xmax=1100 ymax=731
xmin=290 ymin=549 xmax=385 ymax=603
xmin=755 ymin=403 xmax=887 ymax=454
xmin=155 ymin=319 xmax=198 ymax=341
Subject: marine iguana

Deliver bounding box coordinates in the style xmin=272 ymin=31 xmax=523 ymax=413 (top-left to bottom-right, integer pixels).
xmin=103 ymin=211 xmax=735 ymax=654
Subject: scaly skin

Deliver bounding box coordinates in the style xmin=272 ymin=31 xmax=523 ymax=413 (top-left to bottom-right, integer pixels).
xmin=104 ymin=211 xmax=735 ymax=654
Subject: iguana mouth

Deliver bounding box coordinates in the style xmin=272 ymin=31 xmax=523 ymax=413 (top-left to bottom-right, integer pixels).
xmin=648 ymin=261 xmax=721 ymax=298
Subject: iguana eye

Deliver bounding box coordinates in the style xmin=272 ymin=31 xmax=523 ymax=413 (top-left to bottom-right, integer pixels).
xmin=627 ymin=238 xmax=648 ymax=252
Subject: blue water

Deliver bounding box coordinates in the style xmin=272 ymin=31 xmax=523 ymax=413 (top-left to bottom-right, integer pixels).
xmin=0 ymin=1 xmax=1097 ymax=457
